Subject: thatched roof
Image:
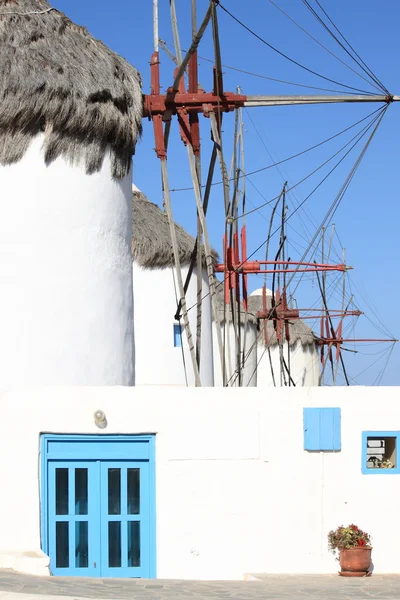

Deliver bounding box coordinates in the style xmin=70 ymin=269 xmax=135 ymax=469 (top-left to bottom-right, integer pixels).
xmin=0 ymin=0 xmax=142 ymax=178
xmin=212 ymin=277 xmax=258 ymax=326
xmin=247 ymin=292 xmax=317 ymax=347
xmin=132 ymin=190 xmax=218 ymax=269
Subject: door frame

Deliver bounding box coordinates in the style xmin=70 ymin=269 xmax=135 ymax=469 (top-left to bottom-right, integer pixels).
xmin=40 ymin=434 xmax=156 ymax=578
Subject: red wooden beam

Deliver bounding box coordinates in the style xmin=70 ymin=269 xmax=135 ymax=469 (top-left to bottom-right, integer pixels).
xmin=241 ymin=225 xmax=248 ymax=311
xmin=214 ymin=260 xmax=351 ymax=273
xmin=143 ymin=91 xmax=248 ymax=118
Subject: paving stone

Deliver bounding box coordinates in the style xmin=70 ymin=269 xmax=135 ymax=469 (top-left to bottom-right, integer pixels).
xmin=0 ymin=570 xmax=400 ymax=599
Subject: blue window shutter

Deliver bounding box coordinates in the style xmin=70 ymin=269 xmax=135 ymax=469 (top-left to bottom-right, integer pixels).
xmin=303 ymin=408 xmax=341 ymax=451
xmin=303 ymin=408 xmax=320 ymax=451
xmin=173 ymin=323 xmax=182 ymax=348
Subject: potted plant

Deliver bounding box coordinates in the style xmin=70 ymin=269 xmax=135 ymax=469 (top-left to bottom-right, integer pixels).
xmin=328 ymin=524 xmax=372 ymax=577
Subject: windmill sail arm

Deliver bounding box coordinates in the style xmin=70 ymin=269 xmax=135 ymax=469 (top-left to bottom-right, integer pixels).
xmin=244 ymin=94 xmax=399 ymax=107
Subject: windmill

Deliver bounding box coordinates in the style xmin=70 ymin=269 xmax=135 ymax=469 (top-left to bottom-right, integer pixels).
xmin=142 ymin=0 xmax=398 ymax=386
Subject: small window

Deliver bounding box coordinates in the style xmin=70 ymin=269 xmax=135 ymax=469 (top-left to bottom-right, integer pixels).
xmin=173 ymin=323 xmax=182 ymax=348
xmin=363 ymin=432 xmax=399 ymax=473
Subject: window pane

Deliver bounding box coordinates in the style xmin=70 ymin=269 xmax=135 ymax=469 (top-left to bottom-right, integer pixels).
xmin=56 ymin=469 xmax=69 ymax=515
xmin=127 ymin=469 xmax=140 ymax=515
xmin=108 ymin=522 xmax=121 ymax=568
xmin=108 ymin=469 xmax=121 ymax=515
xmin=75 ymin=469 xmax=88 ymax=515
xmin=367 ymin=437 xmax=396 ymax=469
xmin=56 ymin=522 xmax=69 ymax=568
xmin=75 ymin=522 xmax=88 ymax=568
xmin=128 ymin=521 xmax=140 ymax=567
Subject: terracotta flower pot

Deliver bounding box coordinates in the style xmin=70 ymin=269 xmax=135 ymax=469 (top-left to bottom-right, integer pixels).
xmin=339 ymin=547 xmax=372 ymax=577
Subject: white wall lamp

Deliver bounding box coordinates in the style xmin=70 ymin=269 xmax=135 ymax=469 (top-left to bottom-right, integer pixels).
xmin=94 ymin=409 xmax=108 ymax=429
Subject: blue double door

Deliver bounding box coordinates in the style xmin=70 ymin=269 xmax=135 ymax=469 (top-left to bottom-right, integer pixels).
xmin=42 ymin=436 xmax=155 ymax=578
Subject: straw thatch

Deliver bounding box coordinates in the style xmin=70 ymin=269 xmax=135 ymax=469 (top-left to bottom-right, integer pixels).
xmin=132 ymin=190 xmax=218 ymax=269
xmin=0 ymin=0 xmax=142 ymax=178
xmin=247 ymin=293 xmax=317 ymax=347
xmin=212 ymin=277 xmax=258 ymax=326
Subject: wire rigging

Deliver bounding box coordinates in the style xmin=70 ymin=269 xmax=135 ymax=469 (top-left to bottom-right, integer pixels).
xmin=160 ymin=39 xmax=371 ymax=95
xmin=217 ymin=2 xmax=377 ymax=95
xmin=239 ymin=107 xmax=386 ymax=220
xmin=306 ymin=0 xmax=390 ymax=95
xmin=170 ymin=106 xmax=384 ymax=192
xmin=267 ymin=0 xmax=384 ymax=94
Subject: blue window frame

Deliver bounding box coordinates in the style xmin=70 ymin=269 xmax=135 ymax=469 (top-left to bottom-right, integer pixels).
xmin=173 ymin=323 xmax=182 ymax=347
xmin=40 ymin=435 xmax=156 ymax=578
xmin=303 ymin=407 xmax=341 ymax=451
xmin=362 ymin=431 xmax=399 ymax=474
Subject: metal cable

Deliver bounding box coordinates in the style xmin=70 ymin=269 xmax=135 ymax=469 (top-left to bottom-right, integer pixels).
xmin=310 ymin=0 xmax=390 ymax=94
xmin=217 ymin=3 xmax=376 ymax=95
xmin=268 ymin=0 xmax=383 ymax=94
xmin=170 ymin=106 xmax=384 ymax=192
xmin=160 ymin=39 xmax=372 ymax=95
xmin=239 ymin=108 xmax=385 ymax=220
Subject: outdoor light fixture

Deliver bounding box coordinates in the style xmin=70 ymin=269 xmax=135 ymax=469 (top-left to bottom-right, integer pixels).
xmin=94 ymin=409 xmax=108 ymax=429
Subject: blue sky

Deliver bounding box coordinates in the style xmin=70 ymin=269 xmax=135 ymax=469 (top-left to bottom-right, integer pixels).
xmin=51 ymin=0 xmax=399 ymax=385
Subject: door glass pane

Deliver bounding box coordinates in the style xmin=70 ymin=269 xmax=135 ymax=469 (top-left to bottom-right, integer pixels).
xmin=75 ymin=522 xmax=88 ymax=568
xmin=108 ymin=469 xmax=121 ymax=515
xmin=128 ymin=521 xmax=141 ymax=567
xmin=127 ymin=469 xmax=140 ymax=515
xmin=75 ymin=469 xmax=88 ymax=515
xmin=56 ymin=522 xmax=69 ymax=568
xmin=56 ymin=469 xmax=69 ymax=515
xmin=108 ymin=522 xmax=121 ymax=568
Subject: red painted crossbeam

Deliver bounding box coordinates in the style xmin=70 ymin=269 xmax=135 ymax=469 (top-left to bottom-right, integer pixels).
xmin=214 ymin=261 xmax=350 ymax=274
xmin=143 ymin=91 xmax=247 ymax=118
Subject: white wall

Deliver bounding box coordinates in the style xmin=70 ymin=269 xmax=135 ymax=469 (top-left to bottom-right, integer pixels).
xmin=0 ymin=136 xmax=134 ymax=385
xmin=213 ymin=321 xmax=258 ymax=386
xmin=256 ymin=341 xmax=320 ymax=387
xmin=133 ymin=265 xmax=214 ymax=386
xmin=0 ymin=386 xmax=399 ymax=579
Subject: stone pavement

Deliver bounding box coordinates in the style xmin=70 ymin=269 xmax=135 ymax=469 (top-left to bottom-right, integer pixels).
xmin=0 ymin=570 xmax=400 ymax=600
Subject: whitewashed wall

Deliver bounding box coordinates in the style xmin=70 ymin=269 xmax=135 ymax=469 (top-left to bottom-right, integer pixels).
xmin=133 ymin=264 xmax=214 ymax=386
xmin=213 ymin=321 xmax=258 ymax=386
xmin=0 ymin=136 xmax=134 ymax=385
xmin=256 ymin=341 xmax=320 ymax=387
xmin=0 ymin=386 xmax=399 ymax=579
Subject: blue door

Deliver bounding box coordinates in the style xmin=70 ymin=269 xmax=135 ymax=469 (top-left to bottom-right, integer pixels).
xmin=42 ymin=436 xmax=156 ymax=578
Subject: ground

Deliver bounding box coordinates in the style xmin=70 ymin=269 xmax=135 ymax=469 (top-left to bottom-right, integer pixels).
xmin=1 ymin=571 xmax=400 ymax=599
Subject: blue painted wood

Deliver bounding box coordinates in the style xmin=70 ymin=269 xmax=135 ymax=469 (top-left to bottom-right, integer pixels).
xmin=174 ymin=323 xmax=182 ymax=348
xmin=173 ymin=323 xmax=182 ymax=347
xmin=362 ymin=431 xmax=400 ymax=475
xmin=303 ymin=408 xmax=341 ymax=451
xmin=48 ymin=461 xmax=100 ymax=576
xmin=100 ymin=461 xmax=151 ymax=578
xmin=44 ymin=436 xmax=152 ymax=460
xmin=41 ymin=435 xmax=156 ymax=578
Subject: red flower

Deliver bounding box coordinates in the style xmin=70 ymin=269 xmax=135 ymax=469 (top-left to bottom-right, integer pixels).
xmin=358 ymin=539 xmax=366 ymax=546
xmin=350 ymin=524 xmax=359 ymax=531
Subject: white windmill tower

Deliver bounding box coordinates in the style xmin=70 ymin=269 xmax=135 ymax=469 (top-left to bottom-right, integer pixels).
xmin=248 ymin=288 xmax=320 ymax=387
xmin=132 ymin=187 xmax=215 ymax=386
xmin=0 ymin=0 xmax=142 ymax=385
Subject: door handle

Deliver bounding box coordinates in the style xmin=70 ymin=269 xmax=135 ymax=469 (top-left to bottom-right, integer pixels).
xmin=94 ymin=562 xmax=97 ymax=568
